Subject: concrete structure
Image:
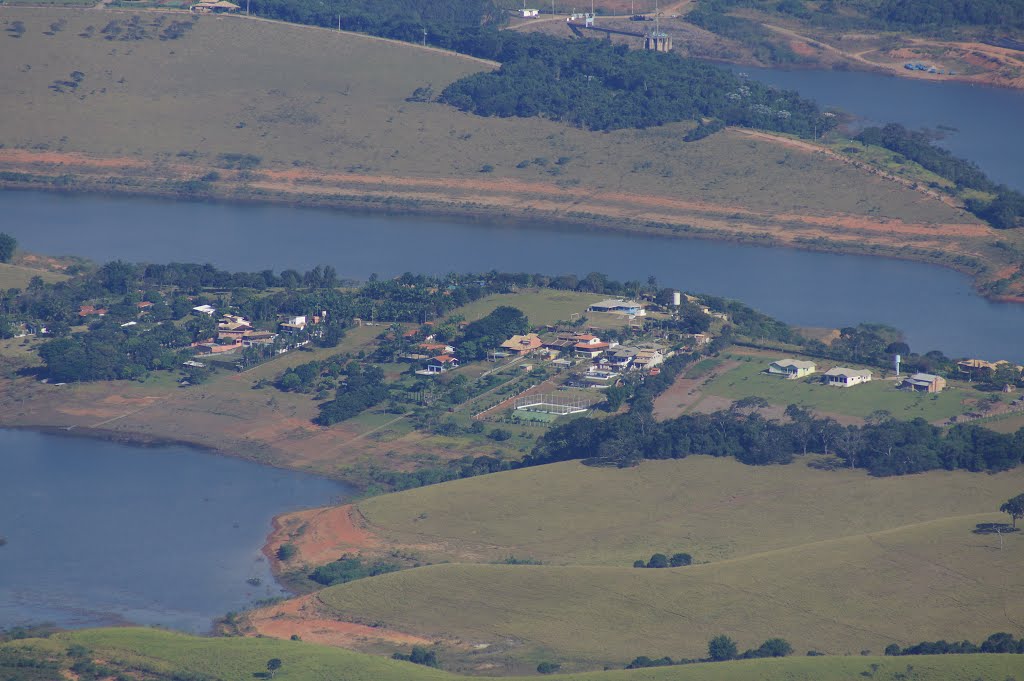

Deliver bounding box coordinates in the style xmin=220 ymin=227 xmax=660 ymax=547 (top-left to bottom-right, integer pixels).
xmin=768 ymin=359 xmax=817 ymax=379
xmin=822 ymin=367 xmax=872 ymax=387
xmin=644 ymin=31 xmax=672 ymax=52
xmin=518 ymin=8 xmax=539 ymax=16
xmin=192 ymin=304 xmax=216 ymax=316
xmin=588 ymin=299 xmax=646 ymax=317
xmin=901 ymin=373 xmax=947 ymax=393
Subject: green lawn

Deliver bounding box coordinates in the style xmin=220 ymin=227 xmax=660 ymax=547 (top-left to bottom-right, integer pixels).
xmin=454 ymin=290 xmax=605 ymax=328
xmin=6 ymin=628 xmax=1024 ymax=681
xmin=704 ymin=354 xmax=1000 ymax=421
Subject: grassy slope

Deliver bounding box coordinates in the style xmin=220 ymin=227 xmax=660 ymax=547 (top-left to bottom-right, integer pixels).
xmin=318 ymin=515 xmax=1024 ymax=665
xmin=6 ymin=628 xmax=1024 ymax=681
xmin=0 ymin=7 xmax=971 ymax=225
xmin=0 ymin=262 xmax=67 ymax=289
xmin=357 ymin=457 xmax=1024 ymax=565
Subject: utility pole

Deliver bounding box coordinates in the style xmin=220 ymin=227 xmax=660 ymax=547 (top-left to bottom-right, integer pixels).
xmin=245 ymin=0 xmax=249 ymax=15
xmin=338 ymin=14 xmax=341 ymax=31
xmin=422 ymin=27 xmax=427 ymax=46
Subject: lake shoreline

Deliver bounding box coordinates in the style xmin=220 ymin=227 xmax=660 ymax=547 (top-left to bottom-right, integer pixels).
xmin=2 ymin=153 xmax=1019 ymax=305
xmin=0 ymin=422 xmax=362 ymax=487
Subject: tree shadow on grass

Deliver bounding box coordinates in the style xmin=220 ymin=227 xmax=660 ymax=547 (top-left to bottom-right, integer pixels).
xmin=972 ymin=522 xmax=1020 ymax=535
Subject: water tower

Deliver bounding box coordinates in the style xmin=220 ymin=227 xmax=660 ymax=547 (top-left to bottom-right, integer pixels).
xmin=672 ymin=291 xmax=681 ymax=307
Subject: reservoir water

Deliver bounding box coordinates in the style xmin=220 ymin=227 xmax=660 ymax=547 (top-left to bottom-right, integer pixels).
xmin=0 ymin=429 xmax=349 ymax=632
xmin=731 ymin=64 xmax=1024 ymax=192
xmin=4 ymin=189 xmax=1024 ymax=361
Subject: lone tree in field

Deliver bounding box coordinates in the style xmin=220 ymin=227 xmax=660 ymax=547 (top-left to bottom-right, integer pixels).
xmin=266 ymin=658 xmax=282 ymax=678
xmin=1000 ymin=493 xmax=1024 ymax=529
xmin=0 ymin=233 xmax=16 ymax=263
xmin=708 ymin=635 xmax=737 ymax=661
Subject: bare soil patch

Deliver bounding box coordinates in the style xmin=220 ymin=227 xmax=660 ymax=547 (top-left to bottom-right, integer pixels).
xmin=266 ymin=504 xmax=380 ymax=568
xmin=652 ymin=359 xmax=739 ymax=420
xmin=246 ymin=593 xmax=434 ymax=650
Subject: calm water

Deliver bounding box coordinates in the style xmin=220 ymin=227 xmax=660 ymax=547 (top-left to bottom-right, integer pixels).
xmin=731 ymin=64 xmax=1024 ymax=191
xmin=4 ymin=189 xmax=1024 ymax=361
xmin=0 ymin=429 xmax=349 ymax=632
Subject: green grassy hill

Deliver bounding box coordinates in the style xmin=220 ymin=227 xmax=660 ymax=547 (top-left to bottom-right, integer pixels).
xmin=357 ymin=457 xmax=1024 ymax=565
xmin=317 ymin=514 xmax=1024 ymax=666
xmin=5 ymin=628 xmax=1024 ymax=681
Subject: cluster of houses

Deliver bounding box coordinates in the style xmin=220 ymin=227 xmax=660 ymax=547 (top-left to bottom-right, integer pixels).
xmin=403 ymin=325 xmax=675 ymax=382
xmin=190 ymin=306 xmax=324 ymax=356
xmin=767 ymin=358 xmax=947 ymax=393
xmin=956 ymin=358 xmax=1023 ymax=390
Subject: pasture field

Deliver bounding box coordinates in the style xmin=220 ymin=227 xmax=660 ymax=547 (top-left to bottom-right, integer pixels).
xmin=357 ymin=457 xmax=1024 ymax=566
xmin=452 ymin=291 xmax=604 ymax=327
xmin=5 ymin=627 xmax=1024 ymax=681
xmin=317 ymin=514 xmax=1024 ymax=666
xmin=697 ymin=351 xmax=1007 ymax=422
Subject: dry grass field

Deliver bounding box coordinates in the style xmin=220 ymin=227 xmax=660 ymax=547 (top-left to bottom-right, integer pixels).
xmin=0 ymin=7 xmax=983 ymax=224
xmin=0 ymin=261 xmax=67 ymax=289
xmin=316 ymin=514 xmax=1024 ymax=667
xmin=7 ymin=628 xmax=1024 ymax=681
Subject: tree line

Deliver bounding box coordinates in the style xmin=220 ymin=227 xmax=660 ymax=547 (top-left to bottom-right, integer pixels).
xmin=856 ymin=124 xmax=1024 ymax=229
xmin=886 ymin=632 xmax=1024 ymax=656
xmin=525 ymin=401 xmax=1024 ymax=476
xmin=440 ymin=33 xmax=837 ymax=135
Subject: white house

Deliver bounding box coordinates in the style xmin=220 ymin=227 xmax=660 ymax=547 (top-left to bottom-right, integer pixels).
xmin=767 ymin=359 xmax=816 ymax=379
xmin=822 ymin=367 xmax=872 ymax=387
xmin=422 ymin=355 xmax=460 ymax=375
xmin=518 ymin=8 xmax=539 ymax=17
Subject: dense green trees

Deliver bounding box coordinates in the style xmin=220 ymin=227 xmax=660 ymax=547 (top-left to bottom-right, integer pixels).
xmin=392 ymin=646 xmax=440 ymax=668
xmin=1000 ymin=493 xmax=1024 ymax=529
xmin=249 ymin=0 xmax=500 ymax=48
xmin=0 ymin=233 xmax=16 ymax=263
xmin=887 ymin=632 xmax=1024 ymax=656
xmin=873 ymin=0 xmax=1024 ymax=31
xmin=458 ymin=305 xmax=529 ymax=360
xmin=526 ymin=400 xmax=1024 ymax=476
xmin=708 ymin=635 xmax=738 ymax=661
xmin=441 ymin=34 xmax=836 ymax=135
xmin=308 ymin=556 xmax=400 ymax=586
xmin=314 ymin=363 xmax=389 ymax=426
xmin=856 ymin=123 xmax=1023 ymax=229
